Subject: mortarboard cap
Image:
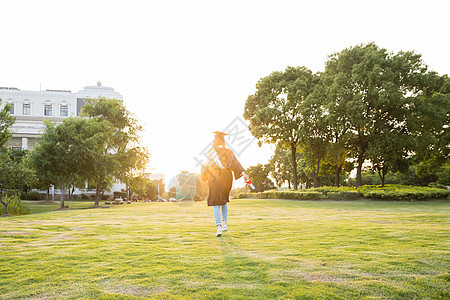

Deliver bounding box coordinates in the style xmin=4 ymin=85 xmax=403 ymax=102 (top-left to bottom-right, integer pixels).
xmin=213 ymin=131 xmax=227 ymax=148
xmin=213 ymin=131 xmax=228 ymax=137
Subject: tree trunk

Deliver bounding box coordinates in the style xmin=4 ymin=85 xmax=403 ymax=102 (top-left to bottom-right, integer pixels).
xmin=334 ymin=164 xmax=342 ymax=187
xmin=95 ymin=181 xmax=102 ymax=206
xmin=47 ymin=187 xmax=50 ymax=201
xmin=356 ymin=151 xmax=364 ymax=188
xmin=379 ymin=168 xmax=386 ymax=187
xmin=290 ymin=142 xmax=298 ymax=190
xmin=288 ymin=180 xmax=291 ymax=189
xmin=60 ymin=178 xmax=65 ymax=209
xmin=1 ymin=200 xmax=8 ymax=215
xmin=312 ymin=157 xmax=321 ymax=188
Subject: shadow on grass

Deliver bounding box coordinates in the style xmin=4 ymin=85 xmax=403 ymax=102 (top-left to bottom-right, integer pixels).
xmin=219 ymin=236 xmax=269 ymax=285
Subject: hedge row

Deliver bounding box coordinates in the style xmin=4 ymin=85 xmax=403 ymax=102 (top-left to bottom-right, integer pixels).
xmin=236 ymin=190 xmax=321 ymax=200
xmin=357 ymin=185 xmax=450 ymax=201
xmin=236 ymin=185 xmax=450 ymax=201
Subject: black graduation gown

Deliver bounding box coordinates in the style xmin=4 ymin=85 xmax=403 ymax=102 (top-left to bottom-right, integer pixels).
xmin=201 ymin=147 xmax=245 ymax=206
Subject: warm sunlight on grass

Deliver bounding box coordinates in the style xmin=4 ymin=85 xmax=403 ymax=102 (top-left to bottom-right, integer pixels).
xmin=1 ymin=199 xmax=449 ymax=299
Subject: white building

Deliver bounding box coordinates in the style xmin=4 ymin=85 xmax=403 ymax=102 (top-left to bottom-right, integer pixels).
xmin=0 ymin=82 xmax=125 ymax=198
xmin=0 ymin=82 xmax=122 ymax=150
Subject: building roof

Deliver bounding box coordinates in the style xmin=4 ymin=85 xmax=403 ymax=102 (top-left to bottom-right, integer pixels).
xmin=76 ymin=82 xmax=123 ymax=100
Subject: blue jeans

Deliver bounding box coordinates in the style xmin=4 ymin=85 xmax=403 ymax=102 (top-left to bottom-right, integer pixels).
xmin=213 ymin=204 xmax=227 ymax=226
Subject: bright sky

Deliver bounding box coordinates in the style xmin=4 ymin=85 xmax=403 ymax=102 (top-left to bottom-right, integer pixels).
xmin=1 ymin=0 xmax=449 ymax=187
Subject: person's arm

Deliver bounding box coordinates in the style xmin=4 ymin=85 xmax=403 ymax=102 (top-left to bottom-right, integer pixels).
xmin=229 ymin=151 xmax=245 ymax=180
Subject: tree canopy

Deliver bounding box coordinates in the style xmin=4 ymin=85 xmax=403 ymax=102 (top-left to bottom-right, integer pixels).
xmin=244 ymin=66 xmax=319 ymax=189
xmin=81 ymin=98 xmax=149 ymax=205
xmin=0 ymin=99 xmax=16 ymax=149
xmin=246 ymin=43 xmax=449 ymax=188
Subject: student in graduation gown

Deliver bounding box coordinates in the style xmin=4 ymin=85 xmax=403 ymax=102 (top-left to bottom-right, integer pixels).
xmin=201 ymin=131 xmax=249 ymax=237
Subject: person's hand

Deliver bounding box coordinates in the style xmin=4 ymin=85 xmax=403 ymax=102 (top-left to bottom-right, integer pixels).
xmin=242 ymin=172 xmax=249 ymax=182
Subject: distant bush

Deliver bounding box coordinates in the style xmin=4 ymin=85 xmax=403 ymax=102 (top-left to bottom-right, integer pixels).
xmin=113 ymin=192 xmax=127 ymax=199
xmin=428 ymin=183 xmax=448 ymax=190
xmin=81 ymin=193 xmax=89 ymax=200
xmin=265 ymin=190 xmax=321 ymax=200
xmin=357 ymin=185 xmax=450 ymax=201
xmin=237 ymin=185 xmax=449 ymax=201
xmin=237 ymin=190 xmax=321 ymax=200
xmin=0 ymin=196 xmax=29 ymax=216
xmin=70 ymin=194 xmax=80 ymax=200
xmin=102 ymin=194 xmax=110 ymax=200
xmin=312 ymin=187 xmax=361 ymax=200
xmin=236 ymin=193 xmax=258 ymax=199
xmin=24 ymin=191 xmax=42 ymax=201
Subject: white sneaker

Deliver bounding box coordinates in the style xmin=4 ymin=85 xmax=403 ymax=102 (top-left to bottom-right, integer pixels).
xmin=222 ymin=224 xmax=228 ymax=231
xmin=216 ymin=226 xmax=222 ymax=237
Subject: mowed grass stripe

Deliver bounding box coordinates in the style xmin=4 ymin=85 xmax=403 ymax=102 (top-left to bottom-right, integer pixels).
xmin=0 ymin=199 xmax=449 ymax=299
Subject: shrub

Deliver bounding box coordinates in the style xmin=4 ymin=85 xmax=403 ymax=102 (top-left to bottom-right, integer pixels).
xmin=0 ymin=196 xmax=29 ymax=216
xmin=312 ymin=187 xmax=361 ymax=200
xmin=113 ymin=192 xmax=127 ymax=199
xmin=238 ymin=190 xmax=321 ymax=200
xmin=81 ymin=193 xmax=89 ymax=200
xmin=264 ymin=190 xmax=321 ymax=200
xmin=24 ymin=191 xmax=42 ymax=201
xmin=236 ymin=193 xmax=258 ymax=199
xmin=357 ymin=185 xmax=450 ymax=201
xmin=238 ymin=185 xmax=449 ymax=201
xmin=428 ymin=183 xmax=448 ymax=190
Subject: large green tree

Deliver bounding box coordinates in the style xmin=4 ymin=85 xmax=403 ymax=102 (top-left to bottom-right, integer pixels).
xmin=409 ymin=74 xmax=450 ymax=179
xmin=30 ymin=118 xmax=108 ymax=208
xmin=297 ymin=93 xmax=330 ymax=188
xmin=81 ymin=98 xmax=149 ymax=205
xmin=244 ymin=66 xmax=318 ymax=189
xmin=319 ymin=43 xmax=433 ymax=187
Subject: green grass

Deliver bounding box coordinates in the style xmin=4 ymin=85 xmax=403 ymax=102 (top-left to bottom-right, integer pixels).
xmin=21 ymin=200 xmax=96 ymax=214
xmin=1 ymin=199 xmax=449 ymax=299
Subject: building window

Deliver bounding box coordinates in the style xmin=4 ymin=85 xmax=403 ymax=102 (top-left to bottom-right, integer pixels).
xmin=9 ymin=103 xmax=14 ymax=114
xmin=44 ymin=104 xmax=52 ymax=116
xmin=23 ymin=103 xmax=31 ymax=115
xmin=60 ymin=105 xmax=68 ymax=117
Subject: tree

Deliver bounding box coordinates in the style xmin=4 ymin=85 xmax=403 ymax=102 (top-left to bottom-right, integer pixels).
xmin=366 ymin=130 xmax=410 ymax=186
xmin=30 ymin=118 xmax=108 ymax=209
xmin=146 ymin=181 xmax=159 ymax=201
xmin=0 ymin=99 xmax=16 ymax=149
xmin=409 ymin=74 xmax=450 ymax=179
xmin=0 ymin=151 xmax=35 ymax=216
xmin=128 ymin=174 xmax=151 ymax=199
xmin=81 ymin=98 xmax=149 ymax=205
xmin=297 ymin=140 xmax=329 ymax=188
xmin=268 ymin=146 xmax=292 ymax=188
xmin=319 ymin=43 xmax=433 ymax=187
xmin=168 ymin=187 xmax=176 ymax=199
xmin=246 ymin=164 xmax=275 ymax=193
xmin=244 ymin=66 xmax=319 ymax=189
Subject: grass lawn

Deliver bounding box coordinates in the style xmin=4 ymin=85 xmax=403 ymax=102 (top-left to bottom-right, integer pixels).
xmin=1 ymin=199 xmax=449 ymax=299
